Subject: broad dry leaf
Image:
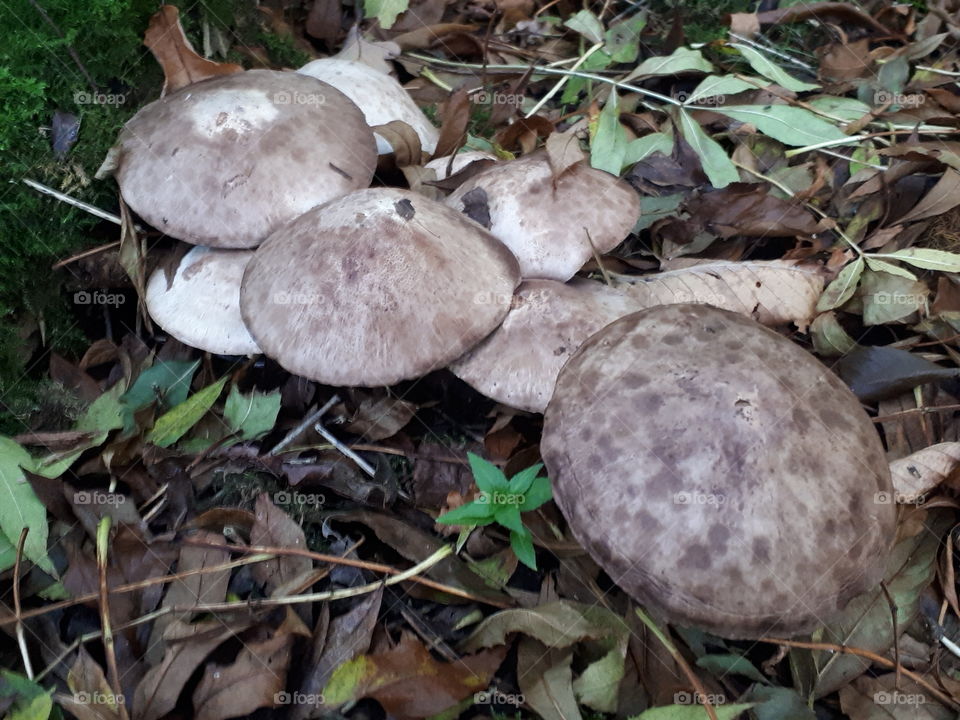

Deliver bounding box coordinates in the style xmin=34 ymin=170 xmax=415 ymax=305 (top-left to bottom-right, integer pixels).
xmin=63 ymin=647 xmax=123 ymax=720
xmin=684 ymin=183 xmax=829 ymax=238
xmin=251 ymin=493 xmax=312 ymax=593
xmin=371 ymin=120 xmax=423 ymax=167
xmin=517 ymin=640 xmax=580 ymax=720
xmin=613 ymin=260 xmax=825 ymax=330
xmin=889 ymin=442 xmax=960 ymax=501
xmin=546 ymin=128 xmax=587 ymax=178
xmin=144 ymin=5 xmax=243 ymax=95
xmin=898 ymin=168 xmax=960 ymax=223
xmin=839 ymin=673 xmax=953 ymax=719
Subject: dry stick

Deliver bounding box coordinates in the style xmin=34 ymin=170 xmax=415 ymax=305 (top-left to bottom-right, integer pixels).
xmin=269 ymin=395 xmax=340 ymax=456
xmin=96 ymin=518 xmax=129 ymax=720
xmin=26 ymin=0 xmax=99 ymax=92
xmin=635 ymin=607 xmax=719 ymax=720
xmin=13 ymin=529 xmax=33 ymax=679
xmin=757 ymin=637 xmax=960 ymax=709
xmin=873 ymin=404 xmax=960 ymax=424
xmin=181 ymin=537 xmax=512 ymax=608
xmin=0 ymin=553 xmax=275 ymax=628
xmin=51 ymin=241 xmax=122 ymax=270
xmin=879 ymin=581 xmax=901 ymax=690
xmin=23 ymin=179 xmax=123 ymax=226
xmin=313 ymin=420 xmax=376 ymax=477
xmin=172 ymin=546 xmax=455 ymax=613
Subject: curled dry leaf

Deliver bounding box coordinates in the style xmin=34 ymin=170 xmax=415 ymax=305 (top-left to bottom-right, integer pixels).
xmin=613 ymin=260 xmax=826 ymax=330
xmin=144 ymin=5 xmax=243 ymax=95
xmin=889 ymin=442 xmax=960 ymax=501
xmin=251 ymin=493 xmax=312 ymax=593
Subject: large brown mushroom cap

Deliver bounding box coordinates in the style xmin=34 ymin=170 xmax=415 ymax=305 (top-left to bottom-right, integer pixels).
xmin=240 ymin=188 xmax=521 ymax=386
xmin=145 ymin=246 xmax=260 ymax=356
xmin=450 ymin=278 xmax=643 ymax=413
xmin=114 ymin=70 xmax=377 ymax=248
xmin=444 ymin=153 xmax=640 ymax=281
xmin=543 ymin=303 xmax=896 ymax=639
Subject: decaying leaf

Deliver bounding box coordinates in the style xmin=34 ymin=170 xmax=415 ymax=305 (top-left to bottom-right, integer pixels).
xmin=683 ymin=183 xmax=828 ymax=237
xmin=835 ymin=345 xmax=960 ymax=402
xmin=890 ymin=442 xmax=960 ymax=501
xmin=143 ymin=5 xmax=243 ymax=95
xmin=250 ymin=493 xmax=312 ymax=593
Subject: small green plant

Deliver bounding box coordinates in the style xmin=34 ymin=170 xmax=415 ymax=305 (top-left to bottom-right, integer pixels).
xmin=437 ymin=453 xmax=551 ymax=570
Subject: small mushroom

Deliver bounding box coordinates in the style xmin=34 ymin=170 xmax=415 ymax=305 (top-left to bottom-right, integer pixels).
xmin=240 ymin=188 xmax=521 ymax=386
xmin=444 ymin=153 xmax=640 ymax=281
xmin=450 ymin=278 xmax=642 ymax=413
xmin=542 ymin=303 xmax=896 ymax=638
xmin=145 ymin=246 xmax=260 ymax=356
xmin=110 ymin=70 xmax=377 ymax=248
xmin=298 ymin=58 xmax=439 ymax=155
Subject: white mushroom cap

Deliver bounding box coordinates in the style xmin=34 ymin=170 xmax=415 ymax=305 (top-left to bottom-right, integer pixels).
xmin=240 ymin=188 xmax=521 ymax=386
xmin=444 ymin=153 xmax=640 ymax=281
xmin=113 ymin=70 xmax=377 ymax=248
xmin=543 ymin=304 xmax=896 ymax=639
xmin=450 ymin=278 xmax=643 ymax=412
xmin=298 ymin=58 xmax=439 ymax=156
xmin=424 ymin=151 xmax=497 ymax=180
xmin=145 ymin=246 xmax=260 ymax=355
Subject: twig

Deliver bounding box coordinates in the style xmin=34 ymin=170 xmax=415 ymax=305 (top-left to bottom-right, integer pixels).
xmin=728 ymin=32 xmax=816 ymax=71
xmin=268 ymin=396 xmax=339 ymax=456
xmin=23 ymin=179 xmax=123 ymax=226
xmin=313 ymin=420 xmax=376 ymax=477
xmin=635 ymin=607 xmax=718 ymax=720
xmin=757 ymin=637 xmax=960 ymax=709
xmin=525 ymin=42 xmax=603 ymax=118
xmin=96 ymin=518 xmax=129 ymax=720
xmin=52 ymin=241 xmax=121 ymax=270
xmin=879 ymin=581 xmax=900 ymax=689
xmin=13 ymin=529 xmax=33 ymax=679
xmin=872 ymin=404 xmax=960 ymax=424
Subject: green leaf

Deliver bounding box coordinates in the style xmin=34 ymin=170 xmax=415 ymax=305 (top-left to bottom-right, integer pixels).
xmin=879 ymin=247 xmax=960 ymax=272
xmin=147 ymin=376 xmax=228 ymax=448
xmin=860 ymin=270 xmax=928 ymax=326
xmin=518 ymin=475 xmax=553 ymax=512
xmin=623 ymin=132 xmax=673 ymax=166
xmin=0 ymin=437 xmax=53 ymax=574
xmin=626 ymin=47 xmax=714 ymax=80
xmin=678 ymin=109 xmax=738 ymax=188
xmin=741 ymin=686 xmax=815 ymax=720
xmin=684 ymin=74 xmax=759 ymax=104
xmin=363 ymin=0 xmax=408 ymax=28
xmin=76 ymin=381 xmax=125 ymax=433
xmin=810 ymin=312 xmax=859 ymax=357
xmin=508 ymin=463 xmax=544 ymax=494
xmin=717 ymin=105 xmax=847 ymax=146
xmin=436 ymin=501 xmax=496 ymax=526
xmin=509 ymin=529 xmax=537 ymax=569
xmin=730 ymin=43 xmax=819 ymax=91
xmin=467 ymin=452 xmax=509 ymax=493
xmin=223 ymin=386 xmax=281 ymax=443
xmin=629 ymin=703 xmax=753 ymax=720
xmin=493 ymin=504 xmax=525 ymax=535
xmin=816 ymin=256 xmax=864 ymax=311
xmin=604 ymin=14 xmax=646 ymax=64
xmin=120 ymin=359 xmax=199 ymax=434
xmin=564 ymin=9 xmax=604 ymax=43
xmin=696 ymin=653 xmax=768 ymax=684
xmin=590 ymin=88 xmax=628 ymax=175
xmin=863 ymin=256 xmax=917 ymax=280
xmin=0 ymin=670 xmax=52 ymax=720
xmin=808 ymin=96 xmax=871 ymax=122
xmin=572 ymin=645 xmax=626 ymax=712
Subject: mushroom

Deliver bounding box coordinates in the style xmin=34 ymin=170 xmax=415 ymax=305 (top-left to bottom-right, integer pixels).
xmin=444 ymin=153 xmax=640 ymax=281
xmin=145 ymin=246 xmax=260 ymax=356
xmin=424 ymin=150 xmax=497 ymax=180
xmin=239 ymin=188 xmax=521 ymax=386
xmin=450 ymin=278 xmax=643 ymax=413
xmin=109 ymin=70 xmax=377 ymax=248
xmin=298 ymin=58 xmax=439 ymax=156
xmin=542 ymin=303 xmax=896 ymax=638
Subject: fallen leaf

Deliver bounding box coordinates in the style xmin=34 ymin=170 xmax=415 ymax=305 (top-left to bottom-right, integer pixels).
xmin=143 ymin=5 xmax=243 ymax=95
xmin=890 ymin=442 xmax=960 ymax=501
xmin=251 ymin=493 xmax=312 ymax=593
xmin=838 ymin=672 xmax=952 ymax=719
xmin=834 ymin=346 xmax=960 ymax=402
xmin=684 ymin=183 xmax=827 ymax=237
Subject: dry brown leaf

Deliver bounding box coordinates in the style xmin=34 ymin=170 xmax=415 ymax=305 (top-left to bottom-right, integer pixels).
xmin=684 ymin=183 xmax=829 ymax=237
xmin=251 ymin=493 xmax=312 ymax=593
xmin=726 ymin=12 xmax=760 ymax=36
xmin=371 ymin=120 xmax=424 ymax=167
xmin=898 ymin=168 xmax=960 ymax=223
xmin=62 ymin=647 xmax=123 ymax=720
xmin=143 ymin=5 xmax=243 ymax=95
xmin=545 ymin=128 xmax=586 ymax=178
xmin=305 ymin=0 xmax=342 ymax=44
xmin=344 ymin=390 xmax=416 ymax=441
xmin=889 ymin=442 xmax=960 ymax=500
xmin=393 ymin=23 xmax=478 ymax=50
xmin=613 ymin=260 xmax=826 ymax=330
xmin=839 ymin=673 xmax=952 ymax=719
xmin=431 ymin=88 xmax=470 ymax=160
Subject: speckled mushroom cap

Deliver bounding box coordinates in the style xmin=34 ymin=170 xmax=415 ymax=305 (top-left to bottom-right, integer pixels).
xmin=113 ymin=70 xmax=377 ymax=248
xmin=444 ymin=153 xmax=640 ymax=281
xmin=450 ymin=278 xmax=642 ymax=413
xmin=240 ymin=188 xmax=521 ymax=386
xmin=298 ymin=59 xmax=439 ymax=155
xmin=145 ymin=246 xmax=260 ymax=356
xmin=543 ymin=303 xmax=896 ymax=639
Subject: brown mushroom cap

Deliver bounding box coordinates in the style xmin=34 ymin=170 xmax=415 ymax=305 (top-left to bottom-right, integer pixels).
xmin=444 ymin=153 xmax=640 ymax=281
xmin=298 ymin=59 xmax=439 ymax=155
xmin=113 ymin=70 xmax=377 ymax=248
xmin=145 ymin=246 xmax=260 ymax=356
xmin=450 ymin=278 xmax=642 ymax=413
xmin=240 ymin=188 xmax=521 ymax=386
xmin=543 ymin=303 xmax=896 ymax=639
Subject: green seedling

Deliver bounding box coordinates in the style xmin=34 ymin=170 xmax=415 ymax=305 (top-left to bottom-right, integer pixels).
xmin=436 ymin=453 xmax=552 ymax=570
